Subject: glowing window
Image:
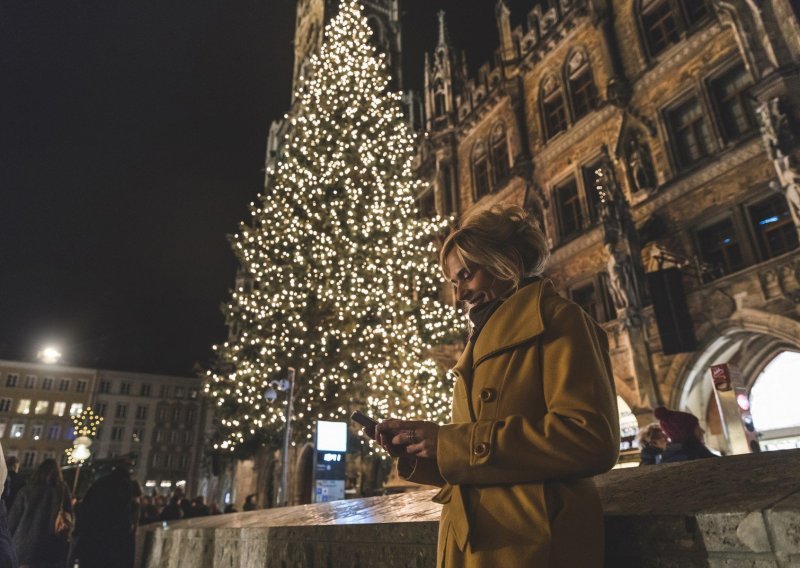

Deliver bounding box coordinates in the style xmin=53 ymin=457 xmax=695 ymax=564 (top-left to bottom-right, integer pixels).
xmin=750 ymin=352 xmax=800 ymax=431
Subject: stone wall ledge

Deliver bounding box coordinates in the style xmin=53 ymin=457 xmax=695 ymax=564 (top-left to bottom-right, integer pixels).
xmin=137 ymin=449 xmax=800 ymax=567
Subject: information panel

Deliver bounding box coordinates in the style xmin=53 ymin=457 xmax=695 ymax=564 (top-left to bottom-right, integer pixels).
xmin=314 ymin=421 xmax=346 ymax=503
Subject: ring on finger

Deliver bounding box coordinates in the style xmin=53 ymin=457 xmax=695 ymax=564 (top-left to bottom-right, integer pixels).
xmin=407 ymin=430 xmax=419 ymax=444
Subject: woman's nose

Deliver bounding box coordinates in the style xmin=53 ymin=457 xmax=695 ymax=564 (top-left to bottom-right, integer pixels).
xmin=456 ymin=282 xmax=469 ymax=301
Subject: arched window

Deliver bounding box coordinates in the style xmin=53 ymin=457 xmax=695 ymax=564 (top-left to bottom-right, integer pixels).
xmin=440 ymin=164 xmax=456 ymax=215
xmin=637 ymin=0 xmax=712 ymax=59
xmin=434 ymin=85 xmax=446 ymax=117
xmin=472 ymin=141 xmax=491 ymax=200
xmin=490 ymin=124 xmax=510 ymax=186
xmin=366 ymin=16 xmax=384 ymax=49
xmin=751 ymin=351 xmax=800 ymax=435
xmin=565 ymin=50 xmax=598 ymax=122
xmin=540 ymin=74 xmax=567 ymax=141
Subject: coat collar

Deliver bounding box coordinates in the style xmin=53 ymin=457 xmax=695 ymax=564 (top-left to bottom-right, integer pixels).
xmin=471 ymin=278 xmax=553 ymax=367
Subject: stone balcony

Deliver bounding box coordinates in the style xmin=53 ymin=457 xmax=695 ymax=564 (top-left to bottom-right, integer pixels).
xmin=137 ymin=449 xmax=800 ymax=567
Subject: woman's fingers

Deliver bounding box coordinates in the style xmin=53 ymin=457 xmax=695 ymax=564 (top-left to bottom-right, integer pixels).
xmin=374 ymin=420 xmax=437 ymax=459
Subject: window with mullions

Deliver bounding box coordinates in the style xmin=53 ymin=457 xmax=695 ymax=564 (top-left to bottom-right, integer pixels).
xmin=566 ymin=51 xmax=598 ymax=122
xmin=581 ymin=161 xmax=605 ymax=225
xmin=572 ymin=283 xmax=600 ymax=321
xmin=490 ymin=125 xmax=510 ymax=187
xmin=748 ymin=194 xmax=799 ymax=260
xmin=683 ymin=0 xmax=711 ymax=26
xmin=541 ymin=75 xmax=568 ymax=141
xmin=639 ymin=0 xmax=711 ymax=59
xmin=697 ymin=218 xmax=744 ymax=278
xmin=641 ymin=0 xmax=680 ymax=57
xmin=667 ymin=96 xmax=714 ymax=170
xmin=472 ymin=142 xmax=491 ymax=200
xmin=710 ymin=63 xmax=756 ymax=142
xmin=555 ymin=178 xmax=584 ymax=241
xmin=570 ymin=278 xmax=617 ymax=323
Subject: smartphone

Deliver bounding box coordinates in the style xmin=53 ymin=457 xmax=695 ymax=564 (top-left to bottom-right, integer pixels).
xmin=350 ymin=410 xmax=379 ymax=438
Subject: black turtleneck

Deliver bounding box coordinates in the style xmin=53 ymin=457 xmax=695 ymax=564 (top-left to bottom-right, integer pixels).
xmin=467 ymin=276 xmax=539 ymax=344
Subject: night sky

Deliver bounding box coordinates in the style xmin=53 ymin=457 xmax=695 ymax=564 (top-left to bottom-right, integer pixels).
xmin=1 ymin=0 xmax=531 ymax=376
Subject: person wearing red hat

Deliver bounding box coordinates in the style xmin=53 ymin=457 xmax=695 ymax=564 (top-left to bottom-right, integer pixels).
xmin=653 ymin=406 xmax=718 ymax=463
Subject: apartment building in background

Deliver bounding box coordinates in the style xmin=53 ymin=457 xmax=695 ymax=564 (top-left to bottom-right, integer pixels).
xmin=0 ymin=359 xmax=96 ymax=471
xmin=0 ymin=359 xmax=204 ymax=495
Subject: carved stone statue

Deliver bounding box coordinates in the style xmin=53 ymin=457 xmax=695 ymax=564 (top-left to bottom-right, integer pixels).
xmin=626 ymin=133 xmax=656 ymax=193
xmin=595 ymin=150 xmax=645 ymax=312
xmin=756 ymin=97 xmax=800 ymax=234
xmin=605 ymin=242 xmax=640 ymax=312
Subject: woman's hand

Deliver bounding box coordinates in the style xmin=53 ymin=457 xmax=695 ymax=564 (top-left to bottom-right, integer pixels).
xmin=374 ymin=420 xmax=439 ymax=459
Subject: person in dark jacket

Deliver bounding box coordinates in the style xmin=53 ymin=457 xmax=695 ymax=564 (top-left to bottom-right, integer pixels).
xmin=160 ymin=488 xmax=187 ymax=521
xmin=636 ymin=422 xmax=668 ymax=465
xmin=72 ymin=461 xmax=142 ymax=568
xmin=188 ymin=496 xmax=210 ymax=518
xmin=1 ymin=458 xmax=23 ymax=513
xmin=0 ymin=443 xmax=18 ymax=568
xmin=8 ymin=459 xmax=72 ymax=568
xmin=654 ymin=406 xmax=718 ymax=463
xmin=242 ymin=494 xmax=258 ymax=511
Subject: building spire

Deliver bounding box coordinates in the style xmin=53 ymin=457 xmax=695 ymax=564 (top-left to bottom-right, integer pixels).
xmin=437 ymin=10 xmax=450 ymax=48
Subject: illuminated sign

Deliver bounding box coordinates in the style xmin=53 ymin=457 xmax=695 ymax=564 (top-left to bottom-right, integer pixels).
xmin=316 ymin=420 xmax=347 ymax=452
xmin=314 ymin=420 xmax=347 ymax=503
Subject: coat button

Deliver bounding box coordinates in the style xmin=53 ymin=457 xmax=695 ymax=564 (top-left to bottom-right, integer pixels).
xmin=473 ymin=443 xmax=490 ymax=457
xmin=479 ymin=388 xmax=496 ymax=403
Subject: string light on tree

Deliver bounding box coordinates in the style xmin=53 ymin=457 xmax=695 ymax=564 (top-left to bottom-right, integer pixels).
xmin=204 ymin=0 xmax=459 ymax=457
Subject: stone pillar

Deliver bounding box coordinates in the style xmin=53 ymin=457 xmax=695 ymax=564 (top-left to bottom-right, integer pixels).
xmin=588 ymin=0 xmax=631 ymax=108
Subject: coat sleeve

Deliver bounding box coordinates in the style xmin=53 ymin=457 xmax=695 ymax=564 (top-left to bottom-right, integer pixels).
xmin=397 ymin=456 xmax=445 ymax=487
xmin=437 ymin=302 xmax=620 ymax=486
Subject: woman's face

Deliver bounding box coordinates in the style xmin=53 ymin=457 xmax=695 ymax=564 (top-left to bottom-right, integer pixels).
xmin=652 ymin=431 xmax=668 ymax=450
xmin=445 ymin=250 xmax=514 ymax=313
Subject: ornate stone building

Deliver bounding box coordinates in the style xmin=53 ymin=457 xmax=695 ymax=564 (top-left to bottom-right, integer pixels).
xmin=417 ymin=0 xmax=800 ymax=454
xmin=206 ymin=1 xmax=800 ymax=509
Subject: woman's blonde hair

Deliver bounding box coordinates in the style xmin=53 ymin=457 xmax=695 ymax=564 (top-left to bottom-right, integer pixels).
xmin=439 ymin=204 xmax=550 ymax=290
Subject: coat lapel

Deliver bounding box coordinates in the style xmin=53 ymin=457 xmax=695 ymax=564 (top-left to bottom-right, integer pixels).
xmin=471 ymin=279 xmax=552 ymax=368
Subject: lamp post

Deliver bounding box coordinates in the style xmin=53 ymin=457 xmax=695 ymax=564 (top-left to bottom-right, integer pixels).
xmin=71 ymin=436 xmax=92 ymax=494
xmin=65 ymin=407 xmax=102 ymax=495
xmin=264 ymin=367 xmax=295 ymax=507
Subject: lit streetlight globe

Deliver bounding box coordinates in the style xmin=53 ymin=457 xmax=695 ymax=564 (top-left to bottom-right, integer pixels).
xmin=38 ymin=346 xmax=62 ymax=364
xmin=72 ymin=443 xmax=91 ymax=461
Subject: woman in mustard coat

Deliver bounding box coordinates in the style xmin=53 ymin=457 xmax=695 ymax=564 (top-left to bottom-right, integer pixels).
xmin=376 ymin=205 xmax=620 ymax=567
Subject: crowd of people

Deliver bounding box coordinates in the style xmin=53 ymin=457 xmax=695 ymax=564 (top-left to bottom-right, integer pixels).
xmin=138 ymin=489 xmax=242 ymax=524
xmin=1 ymin=452 xmax=140 ymax=568
xmin=0 ymin=443 xmax=247 ymax=568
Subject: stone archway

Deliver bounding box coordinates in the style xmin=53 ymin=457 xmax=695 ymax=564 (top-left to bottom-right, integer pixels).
xmin=664 ymin=308 xmax=800 ymax=454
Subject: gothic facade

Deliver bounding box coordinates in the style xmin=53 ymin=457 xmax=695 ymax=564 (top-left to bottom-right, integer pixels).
xmin=417 ymin=0 xmax=800 ymax=454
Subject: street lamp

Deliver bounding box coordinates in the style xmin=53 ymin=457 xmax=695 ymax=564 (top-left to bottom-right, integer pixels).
xmin=38 ymin=346 xmax=62 ymax=364
xmin=264 ymin=367 xmax=295 ymax=507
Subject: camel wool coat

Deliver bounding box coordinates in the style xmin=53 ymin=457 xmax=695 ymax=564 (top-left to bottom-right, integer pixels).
xmin=400 ymin=279 xmax=620 ymax=567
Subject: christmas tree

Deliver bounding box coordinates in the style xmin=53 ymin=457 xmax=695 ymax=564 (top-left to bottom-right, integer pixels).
xmin=204 ymin=0 xmax=458 ymax=457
